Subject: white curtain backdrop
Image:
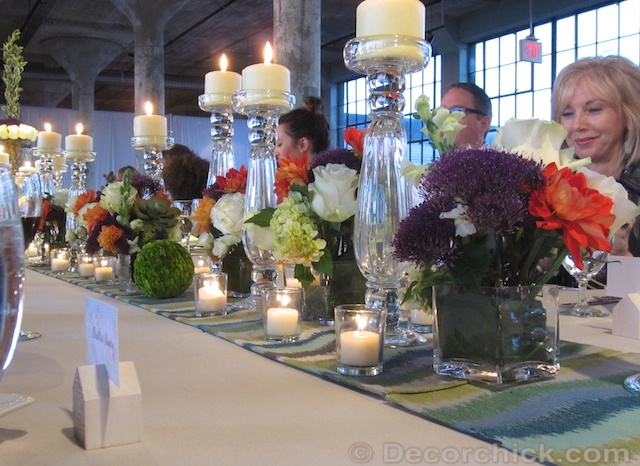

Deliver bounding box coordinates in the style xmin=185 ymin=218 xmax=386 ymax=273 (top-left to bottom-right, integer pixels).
xmin=20 ymin=106 xmax=250 ymax=191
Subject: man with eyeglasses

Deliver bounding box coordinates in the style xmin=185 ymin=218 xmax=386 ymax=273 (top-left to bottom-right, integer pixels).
xmin=441 ymin=82 xmax=492 ymax=150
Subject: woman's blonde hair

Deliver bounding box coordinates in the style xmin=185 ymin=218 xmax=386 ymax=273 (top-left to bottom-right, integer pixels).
xmin=552 ymin=56 xmax=640 ymax=167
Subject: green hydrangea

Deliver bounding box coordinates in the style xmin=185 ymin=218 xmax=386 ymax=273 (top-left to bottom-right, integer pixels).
xmin=271 ymin=192 xmax=326 ymax=266
xmin=133 ymin=240 xmax=193 ymax=298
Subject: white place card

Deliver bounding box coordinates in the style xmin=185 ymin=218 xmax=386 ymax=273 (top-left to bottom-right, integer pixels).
xmin=606 ymin=256 xmax=640 ymax=298
xmin=84 ymin=297 xmax=119 ymax=387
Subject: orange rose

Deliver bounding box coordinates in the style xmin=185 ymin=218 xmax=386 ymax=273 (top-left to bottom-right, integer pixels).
xmin=529 ymin=163 xmax=614 ymax=268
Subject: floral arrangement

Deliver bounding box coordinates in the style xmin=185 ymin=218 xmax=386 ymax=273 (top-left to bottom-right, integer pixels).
xmin=66 ymin=170 xmax=181 ymax=255
xmin=393 ymin=109 xmax=640 ymax=306
xmin=39 ymin=189 xmax=68 ymax=246
xmin=190 ymin=166 xmax=248 ymax=258
xmin=246 ymin=128 xmax=366 ymax=287
xmin=1 ymin=30 xmax=38 ymax=171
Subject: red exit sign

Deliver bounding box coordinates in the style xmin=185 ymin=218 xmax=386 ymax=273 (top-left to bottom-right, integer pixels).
xmin=520 ymin=38 xmax=542 ymax=63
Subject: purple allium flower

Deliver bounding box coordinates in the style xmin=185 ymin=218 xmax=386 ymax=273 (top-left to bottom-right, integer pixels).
xmin=392 ymin=198 xmax=456 ymax=268
xmin=419 ymin=148 xmax=544 ymax=234
xmin=202 ymin=183 xmax=226 ymax=201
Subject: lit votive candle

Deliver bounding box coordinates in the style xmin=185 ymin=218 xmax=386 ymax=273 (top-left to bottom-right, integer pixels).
xmin=204 ymin=53 xmax=242 ymax=106
xmin=410 ymin=308 xmax=433 ymax=326
xmin=193 ymin=259 xmax=211 ymax=275
xmin=262 ymin=287 xmax=302 ymax=342
xmin=50 ymin=249 xmax=71 ymax=272
xmin=285 ymin=277 xmax=303 ymax=288
xmin=335 ymin=305 xmax=386 ymax=376
xmin=18 ymin=161 xmax=36 ymax=173
xmin=94 ymin=257 xmax=115 ymax=283
xmin=133 ymin=101 xmax=167 ymax=138
xmin=77 ymin=253 xmax=95 ymax=278
xmin=27 ymin=242 xmax=39 ymax=257
xmin=194 ymin=272 xmax=228 ymax=316
xmin=266 ymin=307 xmax=300 ymax=336
xmin=339 ymin=329 xmax=381 ymax=367
xmin=37 ymin=122 xmax=62 ymax=151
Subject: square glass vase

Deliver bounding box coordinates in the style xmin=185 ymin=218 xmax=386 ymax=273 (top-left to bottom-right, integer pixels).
xmin=432 ymin=284 xmax=560 ymax=384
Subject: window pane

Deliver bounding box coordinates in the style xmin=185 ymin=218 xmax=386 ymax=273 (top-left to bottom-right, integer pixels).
xmin=499 ymin=95 xmax=515 ymax=126
xmin=500 ymin=63 xmax=516 ymax=95
xmin=516 ymin=61 xmax=532 ymax=92
xmin=556 ymin=50 xmax=575 ymax=76
xmin=485 ymin=37 xmax=500 ymax=68
xmin=485 ymin=67 xmax=500 ymax=97
xmin=597 ymin=4 xmax=619 ymax=43
xmin=620 ymin=0 xmax=640 ymax=36
xmin=490 ymin=98 xmax=499 ymax=127
xmin=533 ymin=89 xmax=552 ymax=120
xmin=620 ymin=35 xmax=640 ymax=64
xmin=556 ymin=16 xmax=575 ymax=51
xmin=500 ymin=34 xmax=516 ymax=64
xmin=474 ymin=42 xmax=484 ymax=71
xmin=516 ymin=92 xmax=533 ymax=119
xmin=577 ymin=44 xmax=597 ymax=59
xmin=534 ymin=22 xmax=552 ymax=46
xmin=577 ymin=10 xmax=596 ymax=46
xmin=533 ymin=56 xmax=551 ymax=91
xmin=597 ymin=39 xmax=620 ymax=56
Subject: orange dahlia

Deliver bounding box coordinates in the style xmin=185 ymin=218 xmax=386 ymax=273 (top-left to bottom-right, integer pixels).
xmin=83 ymin=204 xmax=109 ymax=234
xmin=529 ymin=163 xmax=614 ymax=268
xmin=72 ymin=190 xmax=98 ymax=216
xmin=190 ymin=196 xmax=216 ymax=234
xmin=97 ymin=225 xmax=126 ymax=254
xmin=216 ymin=166 xmax=248 ymax=194
xmin=343 ymin=127 xmax=365 ymax=157
xmin=274 ymin=152 xmax=309 ymax=203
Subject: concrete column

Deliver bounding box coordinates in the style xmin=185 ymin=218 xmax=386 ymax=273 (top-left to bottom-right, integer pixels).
xmin=41 ymin=37 xmax=123 ymax=134
xmin=431 ymin=17 xmax=468 ymax=98
xmin=273 ymin=0 xmax=321 ymax=105
xmin=110 ymin=0 xmax=190 ymax=115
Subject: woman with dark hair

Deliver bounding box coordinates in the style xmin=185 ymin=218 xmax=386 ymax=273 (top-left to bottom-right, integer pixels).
xmin=161 ymin=144 xmax=209 ymax=200
xmin=274 ymin=96 xmax=329 ymax=160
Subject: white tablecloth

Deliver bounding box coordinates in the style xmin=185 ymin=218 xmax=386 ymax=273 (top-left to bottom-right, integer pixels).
xmin=0 ymin=271 xmax=637 ymax=466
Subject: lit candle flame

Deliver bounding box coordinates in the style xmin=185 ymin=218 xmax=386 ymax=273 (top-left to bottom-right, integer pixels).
xmin=220 ymin=53 xmax=228 ymax=72
xmin=75 ymin=123 xmax=84 ymax=135
xmin=264 ymin=41 xmax=273 ymax=64
xmin=144 ymin=101 xmax=153 ymax=116
xmin=278 ymin=293 xmax=291 ymax=307
xmin=355 ymin=314 xmax=367 ymax=332
xmin=44 ymin=122 xmax=52 ymax=132
xmin=23 ymin=160 xmax=32 ymax=169
xmin=0 ymin=145 xmax=4 ymax=153
xmin=101 ymin=259 xmax=108 ymax=267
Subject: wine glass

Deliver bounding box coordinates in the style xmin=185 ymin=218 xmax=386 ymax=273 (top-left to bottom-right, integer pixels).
xmin=625 ymin=374 xmax=640 ymax=394
xmin=0 ymin=160 xmax=25 ymax=381
xmin=173 ymin=199 xmax=194 ymax=249
xmin=561 ymin=250 xmax=609 ymax=317
xmin=14 ymin=168 xmax=43 ymax=340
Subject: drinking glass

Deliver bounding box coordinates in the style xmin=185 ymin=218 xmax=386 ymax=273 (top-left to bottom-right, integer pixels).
xmin=561 ymin=250 xmax=609 ymax=317
xmin=0 ymin=160 xmax=25 ymax=381
xmin=624 ymin=374 xmax=640 ymax=394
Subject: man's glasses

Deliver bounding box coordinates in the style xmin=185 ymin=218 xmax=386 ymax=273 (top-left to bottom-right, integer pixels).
xmin=447 ymin=106 xmax=487 ymax=117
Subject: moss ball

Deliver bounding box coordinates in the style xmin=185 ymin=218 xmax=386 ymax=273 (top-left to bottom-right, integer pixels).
xmin=133 ymin=240 xmax=193 ymax=299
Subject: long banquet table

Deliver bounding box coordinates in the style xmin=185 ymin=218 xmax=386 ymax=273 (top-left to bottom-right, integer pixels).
xmin=1 ymin=269 xmax=639 ymax=466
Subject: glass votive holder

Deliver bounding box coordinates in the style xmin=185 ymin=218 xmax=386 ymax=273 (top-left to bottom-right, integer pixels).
xmin=191 ymin=253 xmax=213 ymax=275
xmin=194 ymin=271 xmax=228 ymax=316
xmin=335 ymin=304 xmax=386 ymax=377
xmin=50 ymin=248 xmax=71 ymax=273
xmin=401 ymin=299 xmax=433 ymax=334
xmin=263 ymin=287 xmax=303 ymax=343
xmin=94 ymin=256 xmax=116 ymax=284
xmin=77 ymin=253 xmax=96 ymax=279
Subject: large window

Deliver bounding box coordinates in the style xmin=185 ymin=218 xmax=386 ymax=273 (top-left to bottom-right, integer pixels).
xmin=337 ymin=0 xmax=640 ymax=164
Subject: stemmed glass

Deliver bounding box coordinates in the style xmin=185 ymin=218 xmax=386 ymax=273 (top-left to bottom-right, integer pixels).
xmin=173 ymin=199 xmax=194 ymax=249
xmin=561 ymin=250 xmax=609 ymax=317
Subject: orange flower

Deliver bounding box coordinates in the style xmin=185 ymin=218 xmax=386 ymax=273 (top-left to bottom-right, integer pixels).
xmin=274 ymin=152 xmax=309 ymax=203
xmin=72 ymin=190 xmax=98 ymax=216
xmin=83 ymin=204 xmax=109 ymax=234
xmin=190 ymin=196 xmax=216 ymax=234
xmin=529 ymin=163 xmax=614 ymax=268
xmin=216 ymin=166 xmax=248 ymax=194
xmin=97 ymin=225 xmax=126 ymax=254
xmin=343 ymin=127 xmax=365 ymax=157
xmin=38 ymin=200 xmax=51 ymax=231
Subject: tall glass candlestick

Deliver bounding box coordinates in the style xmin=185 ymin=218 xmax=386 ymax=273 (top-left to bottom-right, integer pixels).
xmin=232 ymin=89 xmax=295 ymax=307
xmin=345 ymin=35 xmax=431 ymax=347
xmin=33 ymin=147 xmax=61 ymax=197
xmin=64 ymin=149 xmax=95 ymax=200
xmin=131 ymin=136 xmax=174 ymax=185
xmin=198 ymin=95 xmax=235 ymax=186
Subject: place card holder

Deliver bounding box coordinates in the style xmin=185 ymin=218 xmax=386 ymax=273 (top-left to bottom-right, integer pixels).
xmin=612 ymin=294 xmax=640 ymax=339
xmin=72 ymin=361 xmax=142 ymax=450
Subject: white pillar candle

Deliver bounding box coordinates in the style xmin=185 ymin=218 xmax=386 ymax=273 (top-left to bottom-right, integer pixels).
xmin=65 ymin=123 xmax=93 ymax=152
xmin=194 ymin=266 xmax=211 ymax=274
xmin=266 ymin=307 xmax=299 ymax=336
xmin=94 ymin=266 xmax=114 ymax=282
xmin=204 ymin=54 xmax=242 ymax=106
xmin=52 ymin=155 xmax=67 ymax=172
xmin=339 ymin=330 xmax=381 ymax=366
xmin=18 ymin=162 xmax=36 ymax=173
xmin=356 ymin=0 xmax=425 ymax=39
xmin=37 ymin=123 xmax=62 ymax=151
xmin=78 ymin=263 xmax=95 ymax=278
xmin=51 ymin=258 xmax=70 ymax=272
xmin=27 ymin=242 xmax=39 ymax=257
xmin=285 ymin=277 xmax=302 ymax=288
xmin=133 ymin=101 xmax=167 ymax=137
xmin=196 ymin=285 xmax=227 ymax=313
xmin=241 ymin=42 xmax=290 ymax=92
xmin=410 ymin=308 xmax=433 ymax=325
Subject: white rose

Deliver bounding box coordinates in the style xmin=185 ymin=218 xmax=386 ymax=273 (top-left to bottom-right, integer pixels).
xmin=76 ymin=202 xmax=97 ymax=229
xmin=212 ymin=234 xmax=241 ymax=257
xmin=196 ymin=232 xmax=214 ymax=250
xmin=6 ymin=125 xmax=20 ymax=139
xmin=52 ymin=189 xmax=69 ymax=208
xmin=18 ymin=124 xmax=38 ymax=141
xmin=211 ymin=192 xmax=245 ymax=236
xmin=492 ymin=118 xmax=575 ymax=167
xmin=243 ymin=210 xmax=275 ymax=251
xmin=100 ymin=181 xmax=138 ymax=213
xmin=0 ymin=125 xmax=8 ymax=139
xmin=308 ymin=163 xmax=358 ymax=223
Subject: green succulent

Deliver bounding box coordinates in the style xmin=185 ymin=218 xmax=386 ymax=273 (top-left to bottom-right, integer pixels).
xmin=133 ymin=240 xmax=194 ymax=299
xmin=133 ymin=195 xmax=181 ymax=244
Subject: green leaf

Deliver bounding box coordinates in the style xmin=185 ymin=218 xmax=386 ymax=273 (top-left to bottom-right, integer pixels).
xmin=289 ymin=184 xmax=308 ymax=198
xmin=244 ymin=208 xmax=275 ymax=227
xmin=313 ymin=250 xmax=333 ymax=276
xmin=294 ymin=264 xmax=315 ymax=288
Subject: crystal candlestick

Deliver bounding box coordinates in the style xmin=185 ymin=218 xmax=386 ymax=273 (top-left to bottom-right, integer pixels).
xmin=198 ymin=94 xmax=235 ymax=186
xmin=64 ymin=149 xmax=95 ymax=199
xmin=232 ymin=90 xmax=295 ymax=307
xmin=131 ymin=135 xmax=174 ymax=186
xmin=52 ymin=155 xmax=68 ymax=191
xmin=33 ymin=147 xmax=61 ymax=197
xmin=345 ymin=35 xmax=431 ymax=347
